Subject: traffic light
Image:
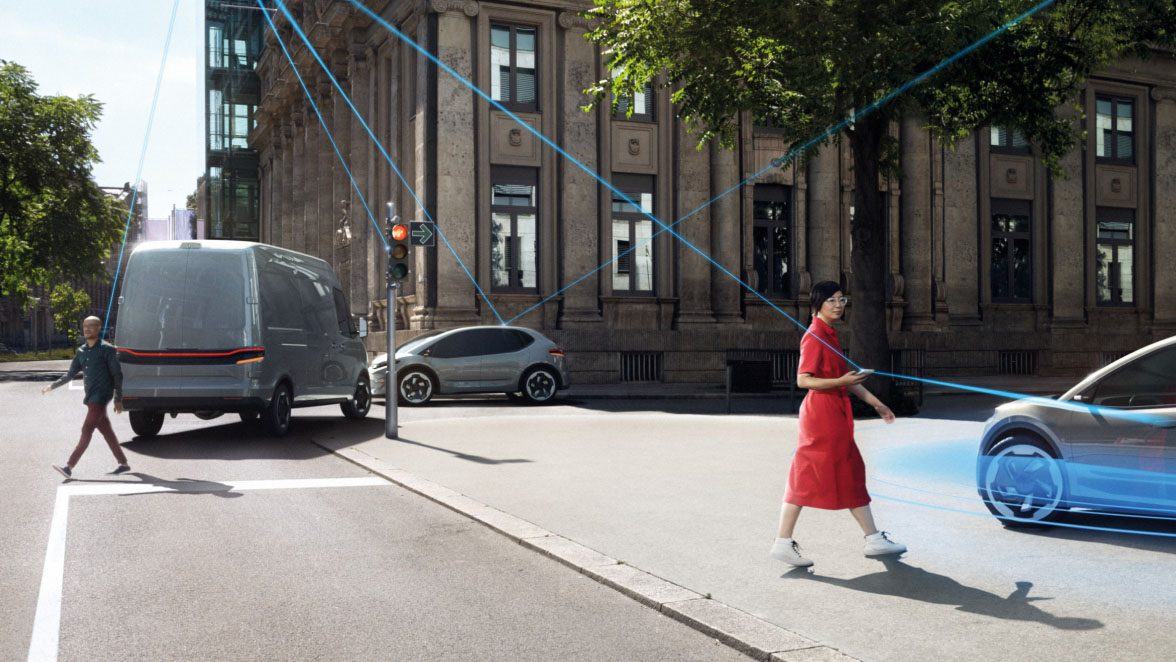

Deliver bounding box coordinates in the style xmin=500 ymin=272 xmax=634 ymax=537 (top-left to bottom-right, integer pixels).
xmin=388 ymin=221 xmax=410 ymax=282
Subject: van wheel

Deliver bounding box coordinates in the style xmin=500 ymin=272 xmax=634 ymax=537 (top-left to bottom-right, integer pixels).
xmin=521 ymin=367 xmax=558 ymax=404
xmin=978 ymin=435 xmax=1067 ymax=527
xmin=398 ymin=369 xmax=435 ymax=405
xmin=129 ymin=411 xmax=165 ymax=439
xmin=265 ymin=384 xmax=293 ymax=436
xmin=342 ymin=375 xmax=372 ymax=419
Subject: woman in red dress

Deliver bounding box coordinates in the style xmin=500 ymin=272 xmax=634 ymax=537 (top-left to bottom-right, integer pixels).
xmin=769 ymin=281 xmax=906 ymax=567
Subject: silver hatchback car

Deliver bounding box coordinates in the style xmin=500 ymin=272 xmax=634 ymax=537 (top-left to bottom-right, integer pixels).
xmin=370 ymin=325 xmax=569 ymax=405
xmin=976 ymin=335 xmax=1176 ymax=527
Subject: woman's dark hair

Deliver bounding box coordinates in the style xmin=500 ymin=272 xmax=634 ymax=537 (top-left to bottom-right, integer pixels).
xmin=809 ymin=280 xmax=843 ymax=316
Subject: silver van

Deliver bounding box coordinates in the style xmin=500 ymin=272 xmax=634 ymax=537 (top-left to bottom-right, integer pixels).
xmin=114 ymin=241 xmax=371 ymax=437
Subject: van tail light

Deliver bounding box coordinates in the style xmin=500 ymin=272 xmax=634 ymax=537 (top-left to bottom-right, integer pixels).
xmin=549 ymin=348 xmax=565 ymax=358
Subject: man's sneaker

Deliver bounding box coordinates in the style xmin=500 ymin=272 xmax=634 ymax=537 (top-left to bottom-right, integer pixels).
xmin=52 ymin=464 xmax=72 ymax=479
xmin=864 ymin=531 xmax=907 ymax=557
xmin=769 ymin=538 xmax=814 ymax=567
xmin=108 ymin=464 xmax=131 ymax=475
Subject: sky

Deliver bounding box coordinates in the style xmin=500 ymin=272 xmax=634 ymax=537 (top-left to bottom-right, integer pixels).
xmin=0 ymin=1 xmax=203 ymax=220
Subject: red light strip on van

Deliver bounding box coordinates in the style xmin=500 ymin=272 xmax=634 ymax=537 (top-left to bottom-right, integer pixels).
xmin=117 ymin=347 xmax=265 ymax=366
xmin=118 ymin=348 xmax=265 ymax=357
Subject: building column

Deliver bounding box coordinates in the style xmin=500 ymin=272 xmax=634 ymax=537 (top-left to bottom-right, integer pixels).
xmin=431 ymin=5 xmax=480 ymax=325
xmin=944 ymin=136 xmax=979 ymax=326
xmin=290 ymin=108 xmax=306 ymax=252
xmin=1049 ymin=110 xmax=1086 ymax=328
xmin=556 ymin=12 xmax=602 ymax=326
xmin=303 ymin=96 xmax=321 ymax=257
xmin=710 ymin=142 xmax=742 ymax=323
xmin=900 ymin=115 xmax=935 ymax=330
xmin=1152 ymin=87 xmax=1176 ymax=332
xmin=673 ymin=120 xmax=714 ymax=326
xmin=806 ymin=142 xmax=841 ymax=284
xmin=346 ymin=43 xmax=374 ymax=320
xmin=329 ymin=49 xmax=357 ymax=311
xmin=268 ymin=123 xmax=285 ymax=247
xmin=314 ymin=78 xmax=335 ymax=261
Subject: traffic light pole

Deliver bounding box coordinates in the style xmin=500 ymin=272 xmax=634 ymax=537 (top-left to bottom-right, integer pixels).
xmin=385 ymin=202 xmax=399 ymax=440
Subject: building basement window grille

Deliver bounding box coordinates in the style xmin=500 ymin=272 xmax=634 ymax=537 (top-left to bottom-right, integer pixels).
xmin=620 ymin=352 xmax=663 ymax=382
xmin=1101 ymin=351 xmax=1130 ymax=368
xmin=998 ymin=350 xmax=1037 ymax=375
xmin=726 ymin=350 xmax=798 ymax=385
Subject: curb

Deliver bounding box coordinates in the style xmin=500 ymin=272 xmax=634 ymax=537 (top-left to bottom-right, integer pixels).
xmin=312 ymin=439 xmax=860 ymax=662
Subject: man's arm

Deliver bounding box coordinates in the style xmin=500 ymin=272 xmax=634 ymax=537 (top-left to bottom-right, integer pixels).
xmin=107 ymin=345 xmax=123 ymax=411
xmin=42 ymin=354 xmax=82 ymax=394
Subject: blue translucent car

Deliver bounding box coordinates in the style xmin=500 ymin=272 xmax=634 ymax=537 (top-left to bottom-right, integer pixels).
xmin=976 ymin=335 xmax=1176 ymax=526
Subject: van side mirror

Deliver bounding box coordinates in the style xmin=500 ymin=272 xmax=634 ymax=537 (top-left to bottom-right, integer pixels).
xmin=356 ymin=316 xmax=368 ymax=338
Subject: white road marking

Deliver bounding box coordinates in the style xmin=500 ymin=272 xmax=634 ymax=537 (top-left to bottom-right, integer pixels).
xmin=28 ymin=475 xmax=390 ymax=661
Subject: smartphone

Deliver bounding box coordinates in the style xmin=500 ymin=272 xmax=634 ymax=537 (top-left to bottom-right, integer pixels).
xmin=854 ymin=369 xmax=874 ymax=376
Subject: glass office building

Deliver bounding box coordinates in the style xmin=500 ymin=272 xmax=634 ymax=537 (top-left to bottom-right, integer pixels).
xmin=203 ymin=0 xmax=271 ymax=240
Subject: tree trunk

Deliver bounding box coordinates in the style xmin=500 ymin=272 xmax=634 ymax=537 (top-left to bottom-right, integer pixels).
xmin=847 ymin=114 xmax=895 ymax=406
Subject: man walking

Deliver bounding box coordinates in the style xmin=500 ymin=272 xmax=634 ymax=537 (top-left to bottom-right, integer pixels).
xmin=41 ymin=316 xmax=130 ymax=478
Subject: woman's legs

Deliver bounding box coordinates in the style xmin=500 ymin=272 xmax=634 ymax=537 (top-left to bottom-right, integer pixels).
xmin=849 ymin=505 xmax=878 ymax=536
xmin=776 ymin=502 xmax=803 ymax=538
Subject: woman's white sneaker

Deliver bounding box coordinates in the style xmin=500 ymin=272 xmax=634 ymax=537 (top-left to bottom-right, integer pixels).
xmin=863 ymin=531 xmax=907 ymax=557
xmin=769 ymin=538 xmax=814 ymax=567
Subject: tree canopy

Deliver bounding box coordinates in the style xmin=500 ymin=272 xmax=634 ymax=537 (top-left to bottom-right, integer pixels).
xmin=0 ymin=60 xmax=125 ymax=312
xmin=585 ymin=0 xmax=1176 ymax=406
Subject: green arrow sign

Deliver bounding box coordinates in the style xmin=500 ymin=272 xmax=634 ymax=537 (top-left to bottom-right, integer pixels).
xmin=410 ymin=221 xmax=435 ymax=247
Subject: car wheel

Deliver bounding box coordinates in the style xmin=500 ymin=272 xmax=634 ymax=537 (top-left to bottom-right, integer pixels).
xmin=128 ymin=411 xmax=165 ymax=439
xmin=978 ymin=435 xmax=1067 ymax=527
xmin=521 ymin=366 xmax=558 ymax=404
xmin=239 ymin=410 xmax=260 ymax=423
xmin=265 ymin=383 xmax=293 ymax=436
xmin=342 ymin=375 xmax=372 ymax=419
xmin=398 ymin=369 xmax=436 ymax=405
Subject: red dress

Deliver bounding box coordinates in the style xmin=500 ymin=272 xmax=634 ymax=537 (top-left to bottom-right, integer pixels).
xmin=784 ymin=316 xmax=871 ymax=510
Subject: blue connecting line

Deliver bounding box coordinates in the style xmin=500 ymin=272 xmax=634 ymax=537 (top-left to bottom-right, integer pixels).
xmin=270 ymin=0 xmax=505 ymax=326
xmin=102 ymin=0 xmax=181 ymax=340
xmin=255 ymin=2 xmax=387 ymax=254
xmin=348 ymin=0 xmax=1054 ymax=365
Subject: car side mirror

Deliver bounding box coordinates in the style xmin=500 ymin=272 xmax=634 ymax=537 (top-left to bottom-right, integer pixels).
xmin=356 ymin=316 xmax=368 ymax=338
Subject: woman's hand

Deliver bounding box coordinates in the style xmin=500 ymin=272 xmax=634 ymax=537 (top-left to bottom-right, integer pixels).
xmin=838 ymin=371 xmax=870 ymax=387
xmin=874 ymin=402 xmax=895 ymax=423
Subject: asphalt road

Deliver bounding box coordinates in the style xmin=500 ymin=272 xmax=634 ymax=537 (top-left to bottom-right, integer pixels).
xmin=328 ymin=392 xmax=1176 ymax=662
xmin=3 ymin=380 xmax=753 ymax=662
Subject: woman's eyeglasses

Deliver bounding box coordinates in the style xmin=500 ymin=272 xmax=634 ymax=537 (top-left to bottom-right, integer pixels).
xmin=825 ymin=297 xmax=849 ymax=306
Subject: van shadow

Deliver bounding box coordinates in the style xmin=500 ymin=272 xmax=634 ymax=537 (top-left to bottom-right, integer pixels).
xmin=786 ymin=558 xmax=1103 ymax=630
xmin=121 ymin=418 xmax=338 ymax=461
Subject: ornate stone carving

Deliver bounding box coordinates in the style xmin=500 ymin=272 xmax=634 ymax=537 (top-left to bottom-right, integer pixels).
xmin=628 ymin=137 xmax=641 ymax=155
xmin=558 ymin=11 xmax=594 ymax=32
xmin=1151 ymin=87 xmax=1176 ymax=103
xmin=508 ymin=128 xmax=523 ymax=147
xmin=429 ymin=0 xmax=479 ymax=17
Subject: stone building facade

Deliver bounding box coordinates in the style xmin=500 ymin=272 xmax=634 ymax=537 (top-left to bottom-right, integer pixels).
xmin=249 ymin=0 xmax=1176 ymax=384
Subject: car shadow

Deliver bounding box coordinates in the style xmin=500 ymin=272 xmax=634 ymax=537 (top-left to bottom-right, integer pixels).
xmin=1003 ymin=511 xmax=1176 ymax=553
xmin=785 ymin=558 xmax=1103 ymax=630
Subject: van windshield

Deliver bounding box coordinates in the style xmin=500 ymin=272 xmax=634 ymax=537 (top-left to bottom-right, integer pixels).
xmin=116 ymin=250 xmax=251 ymax=349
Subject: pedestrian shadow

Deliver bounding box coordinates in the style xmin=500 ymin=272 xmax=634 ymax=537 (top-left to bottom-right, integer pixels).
xmin=784 ymin=558 xmax=1103 ymax=630
xmin=116 ymin=472 xmax=243 ymax=498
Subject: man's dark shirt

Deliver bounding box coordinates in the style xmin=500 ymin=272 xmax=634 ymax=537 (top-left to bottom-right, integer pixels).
xmin=51 ymin=341 xmax=122 ymax=405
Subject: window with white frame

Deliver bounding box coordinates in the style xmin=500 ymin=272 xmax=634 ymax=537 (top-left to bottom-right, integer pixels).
xmin=610 ymin=175 xmax=654 ymax=293
xmin=490 ymin=167 xmax=538 ymax=291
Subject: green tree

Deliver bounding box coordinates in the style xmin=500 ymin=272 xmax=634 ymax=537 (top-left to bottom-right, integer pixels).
xmin=0 ymin=60 xmax=124 ymax=315
xmin=49 ymin=284 xmax=91 ymax=346
xmin=586 ymin=0 xmax=1176 ymax=404
xmin=186 ymin=189 xmax=197 ymax=210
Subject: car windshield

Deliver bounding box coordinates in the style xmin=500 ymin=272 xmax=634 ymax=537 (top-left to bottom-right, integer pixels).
xmin=396 ymin=328 xmax=447 ymax=355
